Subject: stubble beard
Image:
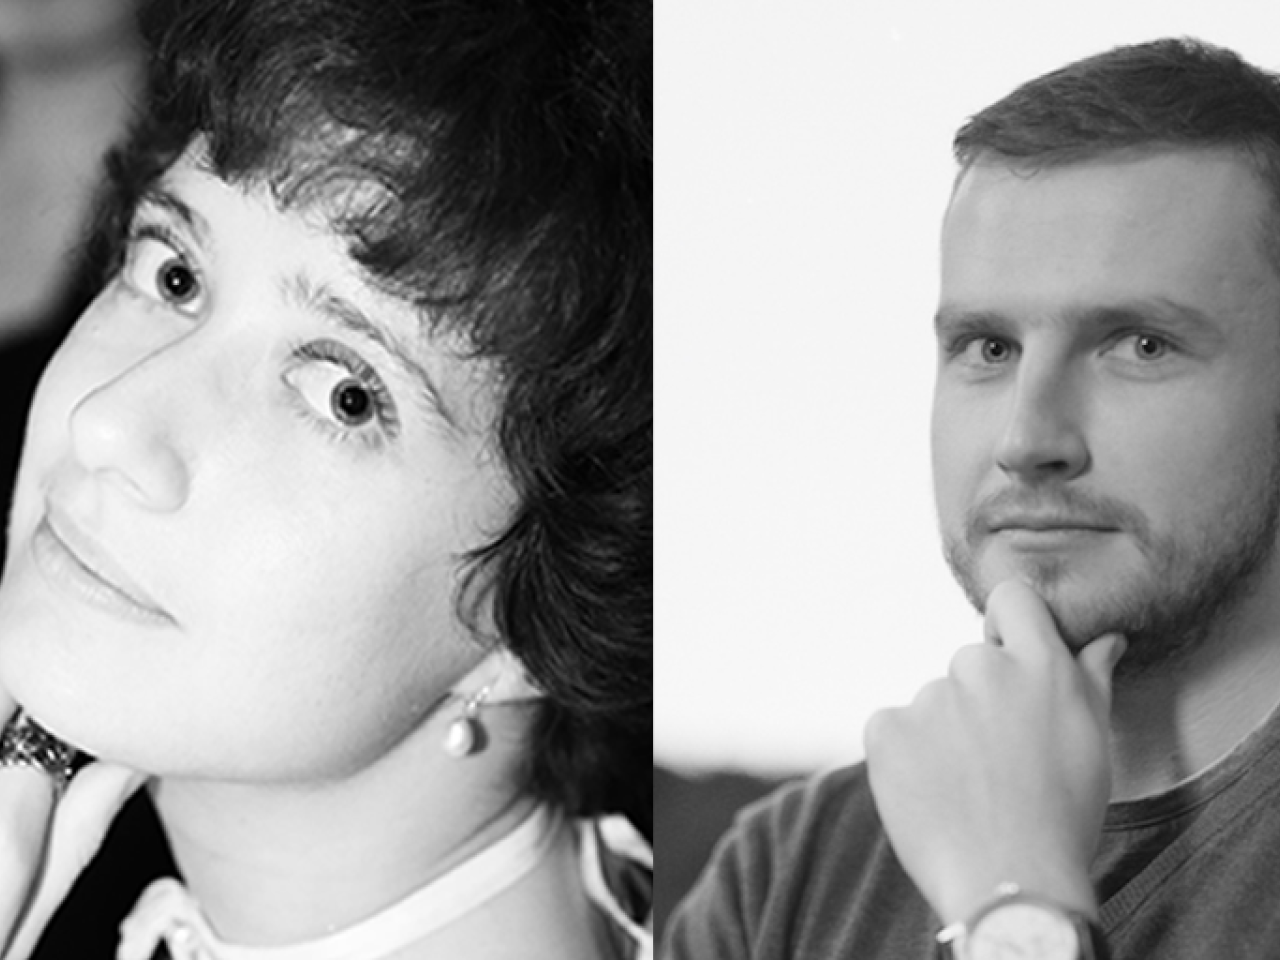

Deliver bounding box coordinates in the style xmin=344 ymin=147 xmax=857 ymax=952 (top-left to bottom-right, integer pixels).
xmin=942 ymin=437 xmax=1280 ymax=684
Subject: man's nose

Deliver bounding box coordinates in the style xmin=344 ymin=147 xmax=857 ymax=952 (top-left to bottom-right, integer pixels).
xmin=994 ymin=362 xmax=1090 ymax=483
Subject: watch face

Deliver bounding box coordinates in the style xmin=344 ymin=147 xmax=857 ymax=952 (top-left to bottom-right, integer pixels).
xmin=968 ymin=901 xmax=1080 ymax=960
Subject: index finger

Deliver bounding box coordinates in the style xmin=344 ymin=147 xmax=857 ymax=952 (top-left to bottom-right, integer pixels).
xmin=983 ymin=579 xmax=1070 ymax=664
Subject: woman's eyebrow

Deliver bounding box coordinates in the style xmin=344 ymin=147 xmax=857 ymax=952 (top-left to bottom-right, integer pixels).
xmin=135 ymin=185 xmax=213 ymax=246
xmin=282 ymin=273 xmax=459 ymax=430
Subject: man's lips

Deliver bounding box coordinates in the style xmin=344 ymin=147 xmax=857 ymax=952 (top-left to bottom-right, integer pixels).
xmin=36 ymin=510 xmax=175 ymax=624
xmin=986 ymin=515 xmax=1118 ymax=533
xmin=967 ymin=489 xmax=1144 ymax=551
xmin=979 ymin=508 xmax=1123 ymax=537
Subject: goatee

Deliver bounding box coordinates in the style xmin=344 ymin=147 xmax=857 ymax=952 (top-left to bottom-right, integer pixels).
xmin=943 ymin=460 xmax=1280 ymax=681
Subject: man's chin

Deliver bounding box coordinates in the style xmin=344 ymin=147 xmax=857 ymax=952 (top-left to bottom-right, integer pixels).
xmin=1030 ymin=589 xmax=1127 ymax=651
xmin=973 ymin=561 xmax=1137 ymax=649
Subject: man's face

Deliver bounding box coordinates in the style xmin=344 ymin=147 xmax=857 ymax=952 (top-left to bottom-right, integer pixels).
xmin=933 ymin=150 xmax=1280 ymax=669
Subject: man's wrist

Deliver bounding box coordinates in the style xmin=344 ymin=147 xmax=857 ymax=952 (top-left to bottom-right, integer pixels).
xmin=936 ymin=883 xmax=1109 ymax=960
xmin=938 ymin=865 xmax=1098 ymax=927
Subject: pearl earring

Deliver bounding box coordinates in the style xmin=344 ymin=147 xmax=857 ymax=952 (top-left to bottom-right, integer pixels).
xmin=443 ymin=684 xmax=492 ymax=758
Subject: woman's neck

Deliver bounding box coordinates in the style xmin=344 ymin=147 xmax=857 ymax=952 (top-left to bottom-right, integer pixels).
xmin=150 ymin=714 xmax=535 ymax=947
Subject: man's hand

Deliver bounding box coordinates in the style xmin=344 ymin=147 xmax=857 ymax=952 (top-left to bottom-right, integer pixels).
xmin=863 ymin=579 xmax=1126 ymax=926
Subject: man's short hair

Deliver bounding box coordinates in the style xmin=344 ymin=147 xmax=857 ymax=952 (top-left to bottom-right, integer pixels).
xmin=954 ymin=38 xmax=1280 ymax=273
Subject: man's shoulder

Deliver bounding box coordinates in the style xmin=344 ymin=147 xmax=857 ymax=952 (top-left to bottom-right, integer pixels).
xmin=698 ymin=760 xmax=895 ymax=907
xmin=729 ymin=761 xmax=878 ymax=858
xmin=663 ymin=761 xmax=933 ymax=960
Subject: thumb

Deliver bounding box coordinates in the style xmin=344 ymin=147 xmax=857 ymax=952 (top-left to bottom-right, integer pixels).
xmin=1077 ymin=633 xmax=1127 ymax=712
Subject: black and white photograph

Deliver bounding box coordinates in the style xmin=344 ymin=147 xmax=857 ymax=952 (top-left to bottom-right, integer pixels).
xmin=658 ymin=3 xmax=1280 ymax=957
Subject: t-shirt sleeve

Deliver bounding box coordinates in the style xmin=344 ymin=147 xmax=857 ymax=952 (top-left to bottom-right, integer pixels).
xmin=659 ymin=765 xmax=936 ymax=960
xmin=659 ymin=788 xmax=780 ymax=960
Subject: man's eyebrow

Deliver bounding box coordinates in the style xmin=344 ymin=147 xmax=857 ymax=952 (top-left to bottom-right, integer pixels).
xmin=282 ymin=273 xmax=458 ymax=430
xmin=1072 ymin=298 xmax=1221 ymax=336
xmin=135 ymin=185 xmax=213 ymax=246
xmin=933 ymin=307 xmax=1013 ymax=337
xmin=934 ymin=299 xmax=1221 ymax=338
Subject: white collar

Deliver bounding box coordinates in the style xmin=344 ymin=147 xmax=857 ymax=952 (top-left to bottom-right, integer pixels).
xmin=116 ymin=804 xmax=561 ymax=960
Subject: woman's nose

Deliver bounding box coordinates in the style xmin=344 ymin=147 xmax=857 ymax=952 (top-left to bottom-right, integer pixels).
xmin=68 ymin=363 xmax=191 ymax=513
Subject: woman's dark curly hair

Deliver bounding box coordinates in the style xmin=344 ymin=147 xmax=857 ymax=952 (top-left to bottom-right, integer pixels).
xmin=91 ymin=0 xmax=651 ymax=835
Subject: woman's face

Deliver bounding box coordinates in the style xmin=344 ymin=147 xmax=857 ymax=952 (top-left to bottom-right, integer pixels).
xmin=0 ymin=146 xmax=514 ymax=781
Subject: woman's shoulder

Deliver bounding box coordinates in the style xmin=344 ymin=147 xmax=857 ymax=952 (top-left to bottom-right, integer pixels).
xmin=579 ymin=813 xmax=653 ymax=960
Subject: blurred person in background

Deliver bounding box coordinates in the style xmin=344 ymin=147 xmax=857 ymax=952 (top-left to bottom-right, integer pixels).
xmin=0 ymin=0 xmax=144 ymax=543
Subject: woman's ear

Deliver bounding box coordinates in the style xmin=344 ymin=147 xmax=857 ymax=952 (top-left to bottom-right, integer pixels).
xmin=449 ymin=648 xmax=542 ymax=704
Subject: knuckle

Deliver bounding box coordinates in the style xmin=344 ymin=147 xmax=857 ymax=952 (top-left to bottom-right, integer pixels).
xmin=910 ymin=676 xmax=951 ymax=712
xmin=947 ymin=643 xmax=993 ymax=683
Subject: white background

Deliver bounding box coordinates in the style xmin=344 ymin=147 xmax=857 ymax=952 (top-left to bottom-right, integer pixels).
xmin=655 ymin=1 xmax=1280 ymax=774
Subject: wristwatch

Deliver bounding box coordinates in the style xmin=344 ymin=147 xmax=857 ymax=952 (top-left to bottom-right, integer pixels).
xmin=935 ymin=884 xmax=1110 ymax=960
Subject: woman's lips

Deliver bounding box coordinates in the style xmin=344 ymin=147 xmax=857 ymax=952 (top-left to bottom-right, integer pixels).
xmin=32 ymin=513 xmax=176 ymax=626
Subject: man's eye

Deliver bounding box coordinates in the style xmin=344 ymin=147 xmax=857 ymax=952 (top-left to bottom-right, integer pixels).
xmin=979 ymin=338 xmax=1012 ymax=363
xmin=121 ymin=231 xmax=205 ymax=313
xmin=1128 ymin=333 xmax=1170 ymax=360
xmin=952 ymin=336 xmax=1013 ymax=365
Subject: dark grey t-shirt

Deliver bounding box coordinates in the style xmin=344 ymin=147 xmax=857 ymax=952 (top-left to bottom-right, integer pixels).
xmin=663 ymin=705 xmax=1280 ymax=959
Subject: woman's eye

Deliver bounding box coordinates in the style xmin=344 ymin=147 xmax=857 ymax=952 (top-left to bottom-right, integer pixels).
xmin=290 ymin=364 xmax=382 ymax=430
xmin=158 ymin=260 xmax=201 ymax=305
xmin=284 ymin=340 xmax=400 ymax=446
xmin=331 ymin=378 xmax=376 ymax=426
xmin=121 ymin=231 xmax=204 ymax=312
